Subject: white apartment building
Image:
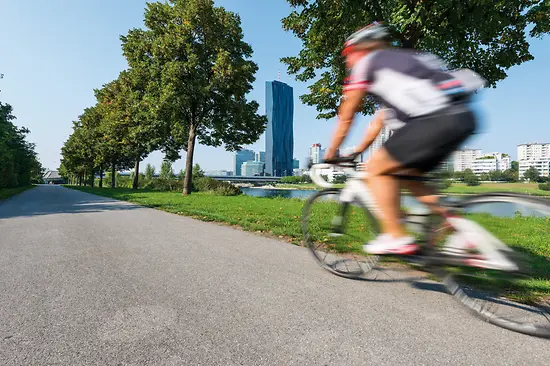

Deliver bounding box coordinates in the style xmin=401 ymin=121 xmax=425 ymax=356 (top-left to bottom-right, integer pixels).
xmin=365 ymin=125 xmax=392 ymax=160
xmin=308 ymin=143 xmax=323 ymax=164
xmin=517 ymin=143 xmax=550 ymax=178
xmin=455 ymin=150 xmax=511 ymax=174
xmin=453 ymin=148 xmax=482 ymax=172
xmin=519 ymin=159 xmax=550 ymax=178
xmin=517 ymin=143 xmax=550 ymax=161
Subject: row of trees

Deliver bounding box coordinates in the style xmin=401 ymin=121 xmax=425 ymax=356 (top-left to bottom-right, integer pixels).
xmin=1 ymin=75 xmax=43 ymax=189
xmin=60 ymin=0 xmax=266 ymax=194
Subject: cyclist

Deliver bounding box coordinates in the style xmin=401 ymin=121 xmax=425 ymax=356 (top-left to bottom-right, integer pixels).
xmin=324 ymin=22 xmax=483 ymax=255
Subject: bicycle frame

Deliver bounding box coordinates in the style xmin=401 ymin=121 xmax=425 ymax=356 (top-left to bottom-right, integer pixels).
xmin=309 ymin=162 xmax=519 ymax=272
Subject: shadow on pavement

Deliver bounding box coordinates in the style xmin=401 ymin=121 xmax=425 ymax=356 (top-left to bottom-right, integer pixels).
xmin=0 ymin=185 xmax=142 ymax=220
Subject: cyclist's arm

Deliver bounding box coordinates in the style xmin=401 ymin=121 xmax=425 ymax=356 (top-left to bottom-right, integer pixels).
xmin=354 ymin=108 xmax=384 ymax=153
xmin=325 ymin=88 xmax=367 ymax=158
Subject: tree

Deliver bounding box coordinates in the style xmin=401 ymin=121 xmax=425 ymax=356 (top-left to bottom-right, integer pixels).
xmin=178 ymin=169 xmax=185 ymax=181
xmin=0 ymin=99 xmax=41 ymax=188
xmin=281 ymin=1 xmax=550 ymax=119
xmin=192 ymin=163 xmax=205 ymax=179
xmin=160 ymin=160 xmax=174 ymax=180
xmin=463 ymin=168 xmax=480 ymax=186
xmin=511 ymin=161 xmax=519 ymax=172
xmin=523 ymin=166 xmax=540 ymax=182
xmin=95 ymin=69 xmax=167 ymax=190
xmin=145 ymin=164 xmax=156 ymax=180
xmin=502 ymin=169 xmax=519 ymax=182
xmin=120 ymin=0 xmax=267 ymax=194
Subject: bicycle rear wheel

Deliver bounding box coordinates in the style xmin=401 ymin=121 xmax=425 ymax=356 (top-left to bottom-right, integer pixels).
xmin=301 ymin=188 xmax=380 ymax=280
xmin=440 ymin=193 xmax=550 ymax=338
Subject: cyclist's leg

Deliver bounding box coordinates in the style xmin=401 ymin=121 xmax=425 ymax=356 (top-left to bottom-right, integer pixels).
xmin=399 ymin=174 xmax=449 ymax=216
xmin=362 ymin=148 xmax=418 ymax=254
xmin=364 ymin=147 xmax=409 ymax=237
xmin=363 ymin=104 xmax=476 ymax=254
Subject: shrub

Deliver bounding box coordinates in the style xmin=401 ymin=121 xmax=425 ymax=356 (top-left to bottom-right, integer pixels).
xmin=538 ymin=183 xmax=550 ymax=191
xmin=192 ymin=177 xmax=241 ymax=196
xmin=143 ymin=178 xmax=183 ymax=191
xmin=438 ymin=179 xmax=453 ymax=189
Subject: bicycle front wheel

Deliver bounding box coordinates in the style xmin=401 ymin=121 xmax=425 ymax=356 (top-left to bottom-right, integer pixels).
xmin=441 ymin=192 xmax=550 ymax=338
xmin=301 ymin=188 xmax=380 ymax=280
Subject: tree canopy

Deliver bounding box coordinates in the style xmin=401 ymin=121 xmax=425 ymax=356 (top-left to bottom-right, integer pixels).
xmin=60 ymin=0 xmax=266 ymax=194
xmin=281 ymin=0 xmax=550 ymax=119
xmin=0 ymin=97 xmax=43 ymax=188
xmin=120 ymin=0 xmax=267 ymax=194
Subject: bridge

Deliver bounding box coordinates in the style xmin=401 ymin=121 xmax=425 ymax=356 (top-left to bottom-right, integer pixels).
xmin=207 ymin=175 xmax=282 ymax=184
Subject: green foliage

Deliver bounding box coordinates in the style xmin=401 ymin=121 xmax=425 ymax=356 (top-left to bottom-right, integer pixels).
xmin=120 ymin=0 xmax=267 ymax=194
xmin=145 ymin=164 xmax=156 ymax=180
xmin=523 ymin=166 xmax=540 ymax=182
xmin=279 ymin=175 xmax=312 ymax=184
xmin=331 ymin=174 xmax=347 ymax=184
xmin=159 ymin=160 xmax=174 ymax=180
xmin=192 ymin=177 xmax=242 ymax=196
xmin=463 ymin=169 xmax=480 ymax=186
xmin=178 ymin=169 xmax=185 ymax=181
xmin=439 ymin=179 xmax=453 ymax=189
xmin=192 ymin=163 xmax=205 ymax=179
xmin=538 ymin=183 xmax=550 ymax=191
xmin=511 ymin=161 xmax=519 ymax=172
xmin=0 ymin=99 xmax=42 ymax=188
xmin=281 ymin=0 xmax=550 ymax=119
xmin=143 ymin=178 xmax=183 ymax=192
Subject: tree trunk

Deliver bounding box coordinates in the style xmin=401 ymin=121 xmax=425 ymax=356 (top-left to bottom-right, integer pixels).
xmin=182 ymin=125 xmax=197 ymax=195
xmin=83 ymin=172 xmax=87 ymax=186
xmin=132 ymin=158 xmax=140 ymax=190
xmin=90 ymin=169 xmax=94 ymax=188
xmin=111 ymin=162 xmax=116 ymax=188
xmin=99 ymin=166 xmax=103 ymax=188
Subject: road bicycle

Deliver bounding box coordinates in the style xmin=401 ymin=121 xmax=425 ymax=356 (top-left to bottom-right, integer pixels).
xmin=301 ymin=155 xmax=550 ymax=338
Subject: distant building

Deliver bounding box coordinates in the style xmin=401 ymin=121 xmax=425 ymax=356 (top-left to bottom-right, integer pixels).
xmin=43 ymin=170 xmax=65 ymax=184
xmin=205 ymin=170 xmax=233 ymax=177
xmin=453 ymin=148 xmax=482 ymax=172
xmin=519 ymin=159 xmax=550 ymax=178
xmin=309 ymin=143 xmax=323 ymax=164
xmin=518 ymin=143 xmax=550 ymax=161
xmin=471 ymin=153 xmax=511 ymax=175
xmin=365 ymin=125 xmax=392 ymax=160
xmin=255 ymin=151 xmax=266 ymax=163
xmin=233 ymin=149 xmax=255 ymax=176
xmin=518 ymin=143 xmax=550 ymax=178
xmin=241 ymin=161 xmax=265 ymax=176
xmin=293 ymin=159 xmax=299 ymax=169
xmin=265 ymin=80 xmax=294 ymax=177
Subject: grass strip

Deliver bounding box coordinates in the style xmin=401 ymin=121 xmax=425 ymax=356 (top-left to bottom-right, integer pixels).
xmin=0 ymin=185 xmax=35 ymax=200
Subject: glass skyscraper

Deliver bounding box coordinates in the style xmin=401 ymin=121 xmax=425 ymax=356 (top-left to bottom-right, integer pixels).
xmin=233 ymin=149 xmax=255 ymax=176
xmin=265 ymin=81 xmax=294 ymax=177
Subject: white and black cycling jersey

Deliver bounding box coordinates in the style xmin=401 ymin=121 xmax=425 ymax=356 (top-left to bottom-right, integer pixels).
xmin=343 ymin=48 xmax=484 ymax=130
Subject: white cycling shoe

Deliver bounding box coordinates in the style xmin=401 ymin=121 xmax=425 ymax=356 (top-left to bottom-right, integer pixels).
xmin=363 ymin=234 xmax=418 ymax=255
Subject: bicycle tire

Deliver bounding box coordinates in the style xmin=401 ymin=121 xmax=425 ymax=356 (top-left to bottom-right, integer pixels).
xmin=441 ymin=192 xmax=550 ymax=338
xmin=301 ymin=188 xmax=381 ymax=280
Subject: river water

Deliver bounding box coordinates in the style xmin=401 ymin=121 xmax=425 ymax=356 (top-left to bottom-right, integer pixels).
xmin=240 ymin=187 xmax=546 ymax=218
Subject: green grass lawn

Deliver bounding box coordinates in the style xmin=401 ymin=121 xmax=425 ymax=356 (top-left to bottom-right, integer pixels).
xmin=275 ymin=182 xmax=550 ymax=196
xmin=67 ymin=185 xmax=549 ymax=302
xmin=444 ymin=182 xmax=550 ymax=196
xmin=0 ymin=185 xmax=35 ymax=200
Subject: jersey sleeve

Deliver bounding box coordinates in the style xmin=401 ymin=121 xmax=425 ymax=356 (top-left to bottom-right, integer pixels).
xmin=343 ymin=54 xmax=374 ymax=92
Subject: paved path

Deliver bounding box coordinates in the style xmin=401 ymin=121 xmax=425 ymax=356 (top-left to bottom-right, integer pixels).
xmin=0 ymin=185 xmax=548 ymax=365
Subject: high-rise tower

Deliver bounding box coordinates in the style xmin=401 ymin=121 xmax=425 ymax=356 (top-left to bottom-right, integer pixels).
xmin=265 ymin=80 xmax=294 ymax=177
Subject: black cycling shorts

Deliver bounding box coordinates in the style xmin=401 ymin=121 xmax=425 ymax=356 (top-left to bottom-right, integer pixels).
xmin=383 ymin=103 xmax=477 ymax=173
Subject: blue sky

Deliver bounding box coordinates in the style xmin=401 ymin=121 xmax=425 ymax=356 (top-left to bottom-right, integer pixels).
xmin=1 ymin=0 xmax=549 ymax=173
